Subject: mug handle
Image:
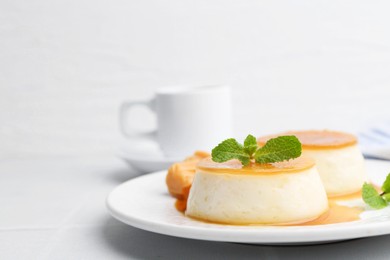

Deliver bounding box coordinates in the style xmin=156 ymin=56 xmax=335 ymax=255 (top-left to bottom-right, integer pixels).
xmin=119 ymin=99 xmax=157 ymax=139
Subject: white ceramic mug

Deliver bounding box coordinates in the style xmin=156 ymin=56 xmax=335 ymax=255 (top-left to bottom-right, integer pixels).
xmin=120 ymin=85 xmax=232 ymax=158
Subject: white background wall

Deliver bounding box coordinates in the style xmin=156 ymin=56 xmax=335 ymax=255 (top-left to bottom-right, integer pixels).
xmin=1 ymin=0 xmax=390 ymax=159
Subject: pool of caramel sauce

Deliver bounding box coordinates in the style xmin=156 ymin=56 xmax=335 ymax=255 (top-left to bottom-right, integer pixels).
xmin=175 ymin=189 xmax=365 ymax=226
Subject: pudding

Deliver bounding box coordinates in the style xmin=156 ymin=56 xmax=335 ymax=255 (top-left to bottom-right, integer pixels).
xmin=258 ymin=130 xmax=366 ymax=197
xmin=186 ymin=157 xmax=328 ymax=225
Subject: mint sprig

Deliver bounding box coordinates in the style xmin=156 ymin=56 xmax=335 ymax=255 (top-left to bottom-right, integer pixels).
xmin=243 ymin=134 xmax=258 ymax=156
xmin=362 ymin=173 xmax=390 ymax=209
xmin=211 ymin=134 xmax=302 ymax=166
xmin=381 ymin=174 xmax=390 ymax=193
xmin=211 ymin=138 xmax=250 ymax=166
xmin=362 ymin=183 xmax=387 ymax=209
xmin=254 ymin=136 xmax=302 ymax=164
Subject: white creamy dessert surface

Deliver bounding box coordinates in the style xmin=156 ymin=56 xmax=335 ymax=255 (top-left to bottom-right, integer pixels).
xmin=257 ymin=130 xmax=367 ymax=197
xmin=186 ymin=157 xmax=329 ymax=225
xmin=303 ymin=145 xmax=366 ymax=197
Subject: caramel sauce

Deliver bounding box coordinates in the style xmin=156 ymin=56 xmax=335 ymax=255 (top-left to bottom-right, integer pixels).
xmin=298 ymin=202 xmax=362 ymax=226
xmin=257 ymin=130 xmax=358 ymax=150
xmin=297 ymin=194 xmax=364 ymax=226
xmin=328 ymin=190 xmax=362 ymax=200
xmin=174 ymin=186 xmax=366 ymax=226
xmin=197 ymin=156 xmax=315 ymax=175
xmin=174 ymin=186 xmax=191 ymax=212
xmin=175 ymin=199 xmax=187 ymax=213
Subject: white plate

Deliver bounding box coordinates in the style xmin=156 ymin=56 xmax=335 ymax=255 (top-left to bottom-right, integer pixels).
xmin=106 ymin=159 xmax=390 ymax=245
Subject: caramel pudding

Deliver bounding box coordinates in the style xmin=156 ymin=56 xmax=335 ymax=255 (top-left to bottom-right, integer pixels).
xmin=258 ymin=130 xmax=366 ymax=197
xmin=185 ymin=156 xmax=329 ymax=225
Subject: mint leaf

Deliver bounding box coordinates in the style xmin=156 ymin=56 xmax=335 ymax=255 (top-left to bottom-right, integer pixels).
xmin=362 ymin=183 xmax=387 ymax=209
xmin=382 ymin=193 xmax=390 ymax=202
xmin=211 ymin=138 xmax=250 ymax=166
xmin=382 ymin=173 xmax=390 ymax=193
xmin=243 ymin=134 xmax=258 ymax=156
xmin=254 ymin=136 xmax=302 ymax=164
xmin=211 ymin=134 xmax=302 ymax=167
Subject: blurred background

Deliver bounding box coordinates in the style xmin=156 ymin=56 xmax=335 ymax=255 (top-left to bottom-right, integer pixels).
xmin=1 ymin=0 xmax=390 ymax=160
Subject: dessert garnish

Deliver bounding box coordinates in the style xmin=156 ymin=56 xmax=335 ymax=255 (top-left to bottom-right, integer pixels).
xmin=362 ymin=174 xmax=390 ymax=209
xmin=211 ymin=134 xmax=302 ymax=166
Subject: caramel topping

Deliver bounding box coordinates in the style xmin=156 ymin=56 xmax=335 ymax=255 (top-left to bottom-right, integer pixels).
xmin=294 ymin=202 xmax=363 ymax=226
xmin=257 ymin=130 xmax=357 ymax=149
xmin=197 ymin=156 xmax=315 ymax=175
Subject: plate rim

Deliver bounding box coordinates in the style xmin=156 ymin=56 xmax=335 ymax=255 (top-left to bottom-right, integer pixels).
xmin=106 ymin=159 xmax=390 ymax=244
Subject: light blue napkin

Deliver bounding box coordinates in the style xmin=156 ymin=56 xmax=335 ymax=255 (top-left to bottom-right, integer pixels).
xmin=358 ymin=123 xmax=390 ymax=160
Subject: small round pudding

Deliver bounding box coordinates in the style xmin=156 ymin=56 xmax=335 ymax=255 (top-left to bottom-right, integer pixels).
xmin=186 ymin=157 xmax=328 ymax=225
xmin=258 ymin=130 xmax=366 ymax=197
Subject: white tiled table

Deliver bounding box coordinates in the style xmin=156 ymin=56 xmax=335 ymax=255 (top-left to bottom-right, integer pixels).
xmin=1 ymin=156 xmax=390 ymax=260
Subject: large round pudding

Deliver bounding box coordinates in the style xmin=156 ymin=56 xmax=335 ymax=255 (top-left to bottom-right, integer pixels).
xmin=258 ymin=130 xmax=366 ymax=197
xmin=186 ymin=157 xmax=328 ymax=225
